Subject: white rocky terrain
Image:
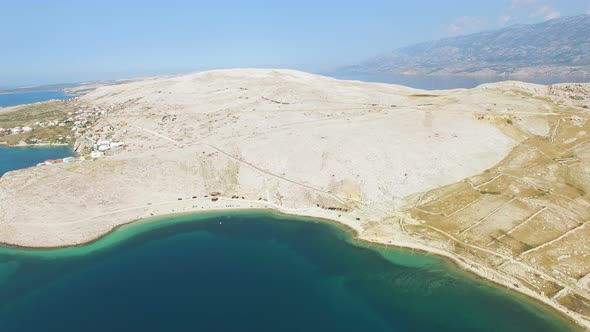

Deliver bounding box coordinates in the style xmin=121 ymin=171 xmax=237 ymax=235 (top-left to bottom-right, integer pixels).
xmin=1 ymin=69 xmax=589 ymax=328
xmin=0 ymin=69 xmax=514 ymax=244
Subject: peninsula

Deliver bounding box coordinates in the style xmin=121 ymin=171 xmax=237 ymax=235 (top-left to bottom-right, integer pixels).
xmin=1 ymin=69 xmax=589 ymax=329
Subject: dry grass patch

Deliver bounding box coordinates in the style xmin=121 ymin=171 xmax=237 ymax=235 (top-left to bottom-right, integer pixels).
xmin=414 ymin=183 xmax=480 ymax=216
xmin=463 ymin=199 xmax=537 ymax=245
xmin=500 ymin=261 xmax=563 ymax=297
xmin=477 ymin=174 xmax=540 ymax=197
xmin=552 ymin=117 xmax=590 ymax=149
xmin=416 ymin=195 xmax=512 ymax=235
xmin=557 ymin=293 xmax=590 ymax=316
xmin=522 ymin=223 xmax=590 ymax=280
xmin=509 ymin=209 xmax=580 ymax=250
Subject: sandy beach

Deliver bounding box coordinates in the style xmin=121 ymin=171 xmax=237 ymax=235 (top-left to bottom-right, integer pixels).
xmin=1 ymin=69 xmax=589 ymax=329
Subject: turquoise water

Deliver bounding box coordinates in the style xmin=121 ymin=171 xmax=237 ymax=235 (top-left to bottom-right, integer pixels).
xmin=0 ymin=212 xmax=580 ymax=332
xmin=0 ymin=145 xmax=73 ymax=176
xmin=0 ymin=91 xmax=71 ymax=107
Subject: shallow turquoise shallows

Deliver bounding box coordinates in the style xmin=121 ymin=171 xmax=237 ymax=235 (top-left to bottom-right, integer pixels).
xmin=0 ymin=145 xmax=73 ymax=176
xmin=0 ymin=211 xmax=580 ymax=332
xmin=0 ymin=91 xmax=71 ymax=107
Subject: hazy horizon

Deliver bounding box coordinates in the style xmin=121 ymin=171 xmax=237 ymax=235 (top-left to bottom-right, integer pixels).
xmin=2 ymin=0 xmax=590 ymax=88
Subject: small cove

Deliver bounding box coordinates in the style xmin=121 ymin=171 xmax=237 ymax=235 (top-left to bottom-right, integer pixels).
xmin=0 ymin=145 xmax=73 ymax=176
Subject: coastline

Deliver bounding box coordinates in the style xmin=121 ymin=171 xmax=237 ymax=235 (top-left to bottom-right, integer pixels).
xmin=0 ymin=90 xmax=73 ymax=97
xmin=0 ymin=91 xmax=74 ymax=109
xmin=1 ymin=70 xmax=589 ymax=330
xmin=0 ymin=142 xmax=71 ymax=147
xmin=0 ymin=197 xmax=587 ymax=330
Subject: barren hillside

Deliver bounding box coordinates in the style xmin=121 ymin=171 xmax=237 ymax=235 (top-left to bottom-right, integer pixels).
xmin=1 ymin=69 xmax=589 ymax=328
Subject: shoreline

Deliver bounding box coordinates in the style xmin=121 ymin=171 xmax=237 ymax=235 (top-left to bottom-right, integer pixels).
xmin=0 ymin=198 xmax=588 ymax=330
xmin=0 ymin=142 xmax=71 ymax=147
xmin=0 ymin=92 xmax=75 ymax=113
xmin=0 ymin=90 xmax=73 ymax=96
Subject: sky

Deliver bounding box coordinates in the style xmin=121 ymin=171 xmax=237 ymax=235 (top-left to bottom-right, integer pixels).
xmin=1 ymin=0 xmax=589 ymax=87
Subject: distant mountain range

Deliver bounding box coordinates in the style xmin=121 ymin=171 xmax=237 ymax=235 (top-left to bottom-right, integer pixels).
xmin=344 ymin=15 xmax=590 ymax=78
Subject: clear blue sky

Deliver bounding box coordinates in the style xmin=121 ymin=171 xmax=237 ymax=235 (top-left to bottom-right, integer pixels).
xmin=1 ymin=0 xmax=589 ymax=87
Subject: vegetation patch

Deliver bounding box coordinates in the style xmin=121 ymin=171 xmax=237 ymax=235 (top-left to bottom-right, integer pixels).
xmin=0 ymin=101 xmax=73 ymax=128
xmin=411 ymin=94 xmax=440 ymax=98
xmin=479 ymin=191 xmax=501 ymax=195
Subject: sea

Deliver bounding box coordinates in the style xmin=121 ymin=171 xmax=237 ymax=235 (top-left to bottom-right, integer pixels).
xmin=0 ymin=212 xmax=579 ymax=332
xmin=0 ymin=90 xmax=71 ymax=108
xmin=0 ymin=145 xmax=73 ymax=176
xmin=327 ymin=72 xmax=590 ymax=90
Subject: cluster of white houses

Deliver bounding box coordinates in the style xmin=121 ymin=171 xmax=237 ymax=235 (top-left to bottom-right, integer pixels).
xmin=68 ymin=107 xmax=109 ymax=135
xmin=0 ymin=126 xmax=33 ymax=135
xmin=0 ymin=119 xmax=69 ymax=136
xmin=95 ymin=139 xmax=125 ymax=152
xmin=39 ymin=139 xmax=125 ymax=168
xmin=42 ymin=156 xmax=88 ymax=165
xmin=0 ymin=106 xmax=108 ymax=139
xmin=39 ymin=150 xmax=108 ymax=167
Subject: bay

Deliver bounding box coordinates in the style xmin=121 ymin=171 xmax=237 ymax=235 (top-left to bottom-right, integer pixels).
xmin=0 ymin=212 xmax=580 ymax=332
xmin=0 ymin=145 xmax=73 ymax=176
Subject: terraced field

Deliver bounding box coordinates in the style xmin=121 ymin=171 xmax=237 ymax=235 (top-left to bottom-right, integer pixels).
xmin=403 ymin=87 xmax=590 ymax=319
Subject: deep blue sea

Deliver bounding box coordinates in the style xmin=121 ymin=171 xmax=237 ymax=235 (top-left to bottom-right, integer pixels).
xmin=0 ymin=212 xmax=580 ymax=332
xmin=0 ymin=90 xmax=71 ymax=107
xmin=0 ymin=145 xmax=73 ymax=176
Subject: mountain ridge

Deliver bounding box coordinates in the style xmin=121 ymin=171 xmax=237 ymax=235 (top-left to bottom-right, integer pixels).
xmin=346 ymin=15 xmax=590 ymax=77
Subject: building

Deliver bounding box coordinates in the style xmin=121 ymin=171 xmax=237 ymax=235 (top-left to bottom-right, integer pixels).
xmin=110 ymin=141 xmax=125 ymax=148
xmin=90 ymin=151 xmax=104 ymax=159
xmin=22 ymin=126 xmax=33 ymax=133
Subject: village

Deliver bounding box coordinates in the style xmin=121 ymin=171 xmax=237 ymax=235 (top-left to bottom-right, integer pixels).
xmin=42 ymin=105 xmax=128 ymax=165
xmin=0 ymin=99 xmax=126 ymax=165
xmin=0 ymin=100 xmax=106 ymax=144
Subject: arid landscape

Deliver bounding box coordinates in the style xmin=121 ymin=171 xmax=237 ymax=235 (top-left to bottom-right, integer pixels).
xmin=1 ymin=69 xmax=590 ymax=328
